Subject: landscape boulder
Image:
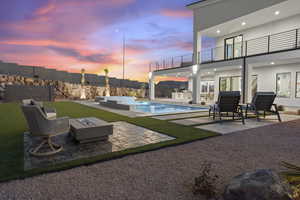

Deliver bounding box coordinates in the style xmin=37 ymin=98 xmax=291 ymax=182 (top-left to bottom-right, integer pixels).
xmin=223 ymin=169 xmax=292 ymax=200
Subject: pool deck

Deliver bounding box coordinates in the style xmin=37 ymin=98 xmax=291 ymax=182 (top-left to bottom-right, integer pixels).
xmin=76 ymin=100 xmax=207 ymax=118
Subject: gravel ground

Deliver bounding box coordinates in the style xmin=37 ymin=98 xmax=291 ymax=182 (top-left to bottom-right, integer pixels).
xmin=1 ymin=120 xmax=300 ymax=200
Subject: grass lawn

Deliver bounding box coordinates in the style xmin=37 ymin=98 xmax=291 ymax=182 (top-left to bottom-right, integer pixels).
xmin=0 ymin=101 xmax=218 ymax=182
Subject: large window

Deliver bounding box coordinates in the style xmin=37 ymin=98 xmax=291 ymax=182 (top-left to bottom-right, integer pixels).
xmin=276 ymin=73 xmax=291 ymax=98
xmin=224 ymin=35 xmax=243 ymax=59
xmin=296 ymin=72 xmax=300 ymax=98
xmin=219 ymin=76 xmax=241 ymax=92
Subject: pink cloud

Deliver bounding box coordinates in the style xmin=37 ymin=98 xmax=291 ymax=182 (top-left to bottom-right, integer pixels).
xmin=160 ymin=9 xmax=192 ymax=18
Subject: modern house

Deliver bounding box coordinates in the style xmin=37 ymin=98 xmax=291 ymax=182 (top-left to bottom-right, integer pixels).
xmin=149 ymin=0 xmax=300 ymax=108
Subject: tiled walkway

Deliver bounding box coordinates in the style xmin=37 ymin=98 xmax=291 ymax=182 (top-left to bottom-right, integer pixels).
xmin=194 ymin=114 xmax=300 ymax=134
xmin=172 ymin=117 xmax=215 ymax=126
xmin=151 ymin=112 xmax=208 ymax=120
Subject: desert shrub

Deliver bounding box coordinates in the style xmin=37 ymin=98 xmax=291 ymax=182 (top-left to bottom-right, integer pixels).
xmin=281 ymin=161 xmax=300 ymax=200
xmin=193 ymin=162 xmax=219 ymax=200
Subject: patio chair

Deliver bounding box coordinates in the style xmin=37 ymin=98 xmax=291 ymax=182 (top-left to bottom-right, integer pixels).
xmin=21 ymin=102 xmax=70 ymax=156
xmin=244 ymin=92 xmax=281 ymax=122
xmin=209 ymin=91 xmax=245 ymax=124
xmin=22 ymin=99 xmax=57 ymax=119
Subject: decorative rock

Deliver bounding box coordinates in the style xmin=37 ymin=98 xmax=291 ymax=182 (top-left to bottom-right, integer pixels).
xmin=223 ymin=169 xmax=292 ymax=200
xmin=0 ymin=74 xmax=146 ymax=100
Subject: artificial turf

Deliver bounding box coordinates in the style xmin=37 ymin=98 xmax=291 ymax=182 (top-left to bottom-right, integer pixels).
xmin=0 ymin=101 xmax=218 ymax=182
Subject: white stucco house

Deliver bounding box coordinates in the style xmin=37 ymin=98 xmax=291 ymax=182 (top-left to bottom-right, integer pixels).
xmin=149 ymin=0 xmax=300 ymax=108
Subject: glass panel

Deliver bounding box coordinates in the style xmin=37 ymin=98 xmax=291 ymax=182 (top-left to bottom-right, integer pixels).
xmin=234 ymin=36 xmax=243 ymax=58
xmin=231 ymin=76 xmax=242 ymax=91
xmin=251 ymin=75 xmax=258 ymax=97
xmin=276 ymin=73 xmax=291 ymax=98
xmin=208 ymin=81 xmax=215 ymax=93
xmin=296 ymin=72 xmax=300 ymax=98
xmin=220 ymin=77 xmax=231 ymax=91
xmin=225 ymin=38 xmax=234 ymax=59
xmin=200 ymin=81 xmax=215 ymax=102
xmin=201 ymin=82 xmax=208 ymax=93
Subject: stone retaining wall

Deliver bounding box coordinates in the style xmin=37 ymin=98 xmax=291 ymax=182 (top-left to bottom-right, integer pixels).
xmin=0 ymin=75 xmax=146 ymax=101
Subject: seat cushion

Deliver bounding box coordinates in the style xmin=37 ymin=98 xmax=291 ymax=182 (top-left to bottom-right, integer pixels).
xmin=46 ymin=112 xmax=57 ymax=120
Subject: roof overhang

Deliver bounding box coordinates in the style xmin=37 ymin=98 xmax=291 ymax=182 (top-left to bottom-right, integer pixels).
xmin=186 ymin=0 xmax=223 ymax=10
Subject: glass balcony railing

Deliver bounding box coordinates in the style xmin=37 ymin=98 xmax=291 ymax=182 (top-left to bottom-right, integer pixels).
xmin=150 ymin=28 xmax=300 ymax=72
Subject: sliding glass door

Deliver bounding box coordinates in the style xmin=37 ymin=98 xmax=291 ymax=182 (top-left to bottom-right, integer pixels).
xmin=219 ymin=76 xmax=242 ymax=92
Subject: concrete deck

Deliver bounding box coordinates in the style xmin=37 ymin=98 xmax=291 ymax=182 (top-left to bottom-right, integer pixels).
xmin=196 ymin=114 xmax=300 ymax=135
xmin=151 ymin=112 xmax=208 ymax=120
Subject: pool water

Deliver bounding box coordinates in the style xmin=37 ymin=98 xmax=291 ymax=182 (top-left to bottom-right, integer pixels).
xmin=133 ymin=102 xmax=207 ymax=114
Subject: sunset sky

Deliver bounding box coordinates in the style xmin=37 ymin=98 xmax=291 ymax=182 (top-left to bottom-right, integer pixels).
xmin=0 ymin=0 xmax=196 ymax=82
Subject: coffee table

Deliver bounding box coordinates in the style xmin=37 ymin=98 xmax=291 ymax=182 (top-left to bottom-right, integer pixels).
xmin=70 ymin=117 xmax=113 ymax=144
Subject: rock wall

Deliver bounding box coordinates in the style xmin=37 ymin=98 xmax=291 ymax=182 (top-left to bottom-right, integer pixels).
xmin=0 ymin=75 xmax=146 ymax=100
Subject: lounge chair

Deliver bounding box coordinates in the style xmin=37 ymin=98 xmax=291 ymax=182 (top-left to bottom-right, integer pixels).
xmin=244 ymin=92 xmax=281 ymax=122
xmin=21 ymin=101 xmax=70 ymax=156
xmin=209 ymin=91 xmax=245 ymax=124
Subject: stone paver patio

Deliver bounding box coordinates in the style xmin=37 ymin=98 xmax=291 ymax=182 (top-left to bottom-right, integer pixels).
xmin=151 ymin=112 xmax=208 ymax=120
xmin=24 ymin=121 xmax=174 ymax=170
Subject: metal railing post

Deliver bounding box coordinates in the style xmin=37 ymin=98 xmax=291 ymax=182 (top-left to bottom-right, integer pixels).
xmin=245 ymin=41 xmax=248 ymax=56
xmin=267 ymin=35 xmax=271 ymax=53
xmin=211 ymin=48 xmax=214 ymax=61
xmin=296 ymin=29 xmax=299 ymax=48
xmin=171 ymin=57 xmax=174 ymax=68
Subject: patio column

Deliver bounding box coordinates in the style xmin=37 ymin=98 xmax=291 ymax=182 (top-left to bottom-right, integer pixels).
xmin=149 ymin=73 xmax=155 ymax=100
xmin=242 ymin=58 xmax=252 ymax=103
xmin=192 ymin=65 xmax=201 ymax=104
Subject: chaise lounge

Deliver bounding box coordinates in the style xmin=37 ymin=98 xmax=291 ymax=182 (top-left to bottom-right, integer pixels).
xmin=209 ymin=91 xmax=245 ymax=124
xmin=244 ymin=92 xmax=281 ymax=122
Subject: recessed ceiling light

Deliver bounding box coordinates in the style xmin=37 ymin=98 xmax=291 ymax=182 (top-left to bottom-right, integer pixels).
xmin=241 ymin=22 xmax=246 ymax=26
xmin=208 ymin=72 xmax=211 ymax=74
xmin=271 ymin=62 xmax=275 ymax=65
xmin=275 ymin=11 xmax=280 ymax=15
xmin=214 ymin=68 xmax=217 ymax=71
xmin=216 ymin=30 xmax=221 ymax=34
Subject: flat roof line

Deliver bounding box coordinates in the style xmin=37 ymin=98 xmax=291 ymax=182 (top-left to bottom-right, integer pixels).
xmin=186 ymin=0 xmax=208 ymax=7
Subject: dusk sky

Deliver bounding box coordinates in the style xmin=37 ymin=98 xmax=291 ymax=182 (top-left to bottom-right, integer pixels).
xmin=0 ymin=0 xmax=197 ymax=82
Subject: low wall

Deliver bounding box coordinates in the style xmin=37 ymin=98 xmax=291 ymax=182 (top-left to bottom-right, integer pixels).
xmin=0 ymin=74 xmax=146 ymax=101
xmin=4 ymin=85 xmax=54 ymax=102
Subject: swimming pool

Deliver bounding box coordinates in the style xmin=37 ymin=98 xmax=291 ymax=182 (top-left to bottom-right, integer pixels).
xmin=132 ymin=102 xmax=207 ymax=114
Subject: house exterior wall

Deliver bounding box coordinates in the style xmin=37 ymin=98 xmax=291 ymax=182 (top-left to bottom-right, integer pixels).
xmin=252 ymin=63 xmax=300 ymax=107
xmin=215 ymin=14 xmax=300 ymax=47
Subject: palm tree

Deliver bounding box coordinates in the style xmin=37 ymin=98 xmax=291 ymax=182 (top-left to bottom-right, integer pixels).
xmin=104 ymin=68 xmax=110 ymax=97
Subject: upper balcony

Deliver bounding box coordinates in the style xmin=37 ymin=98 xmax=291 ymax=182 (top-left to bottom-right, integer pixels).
xmin=150 ymin=27 xmax=300 ymax=72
